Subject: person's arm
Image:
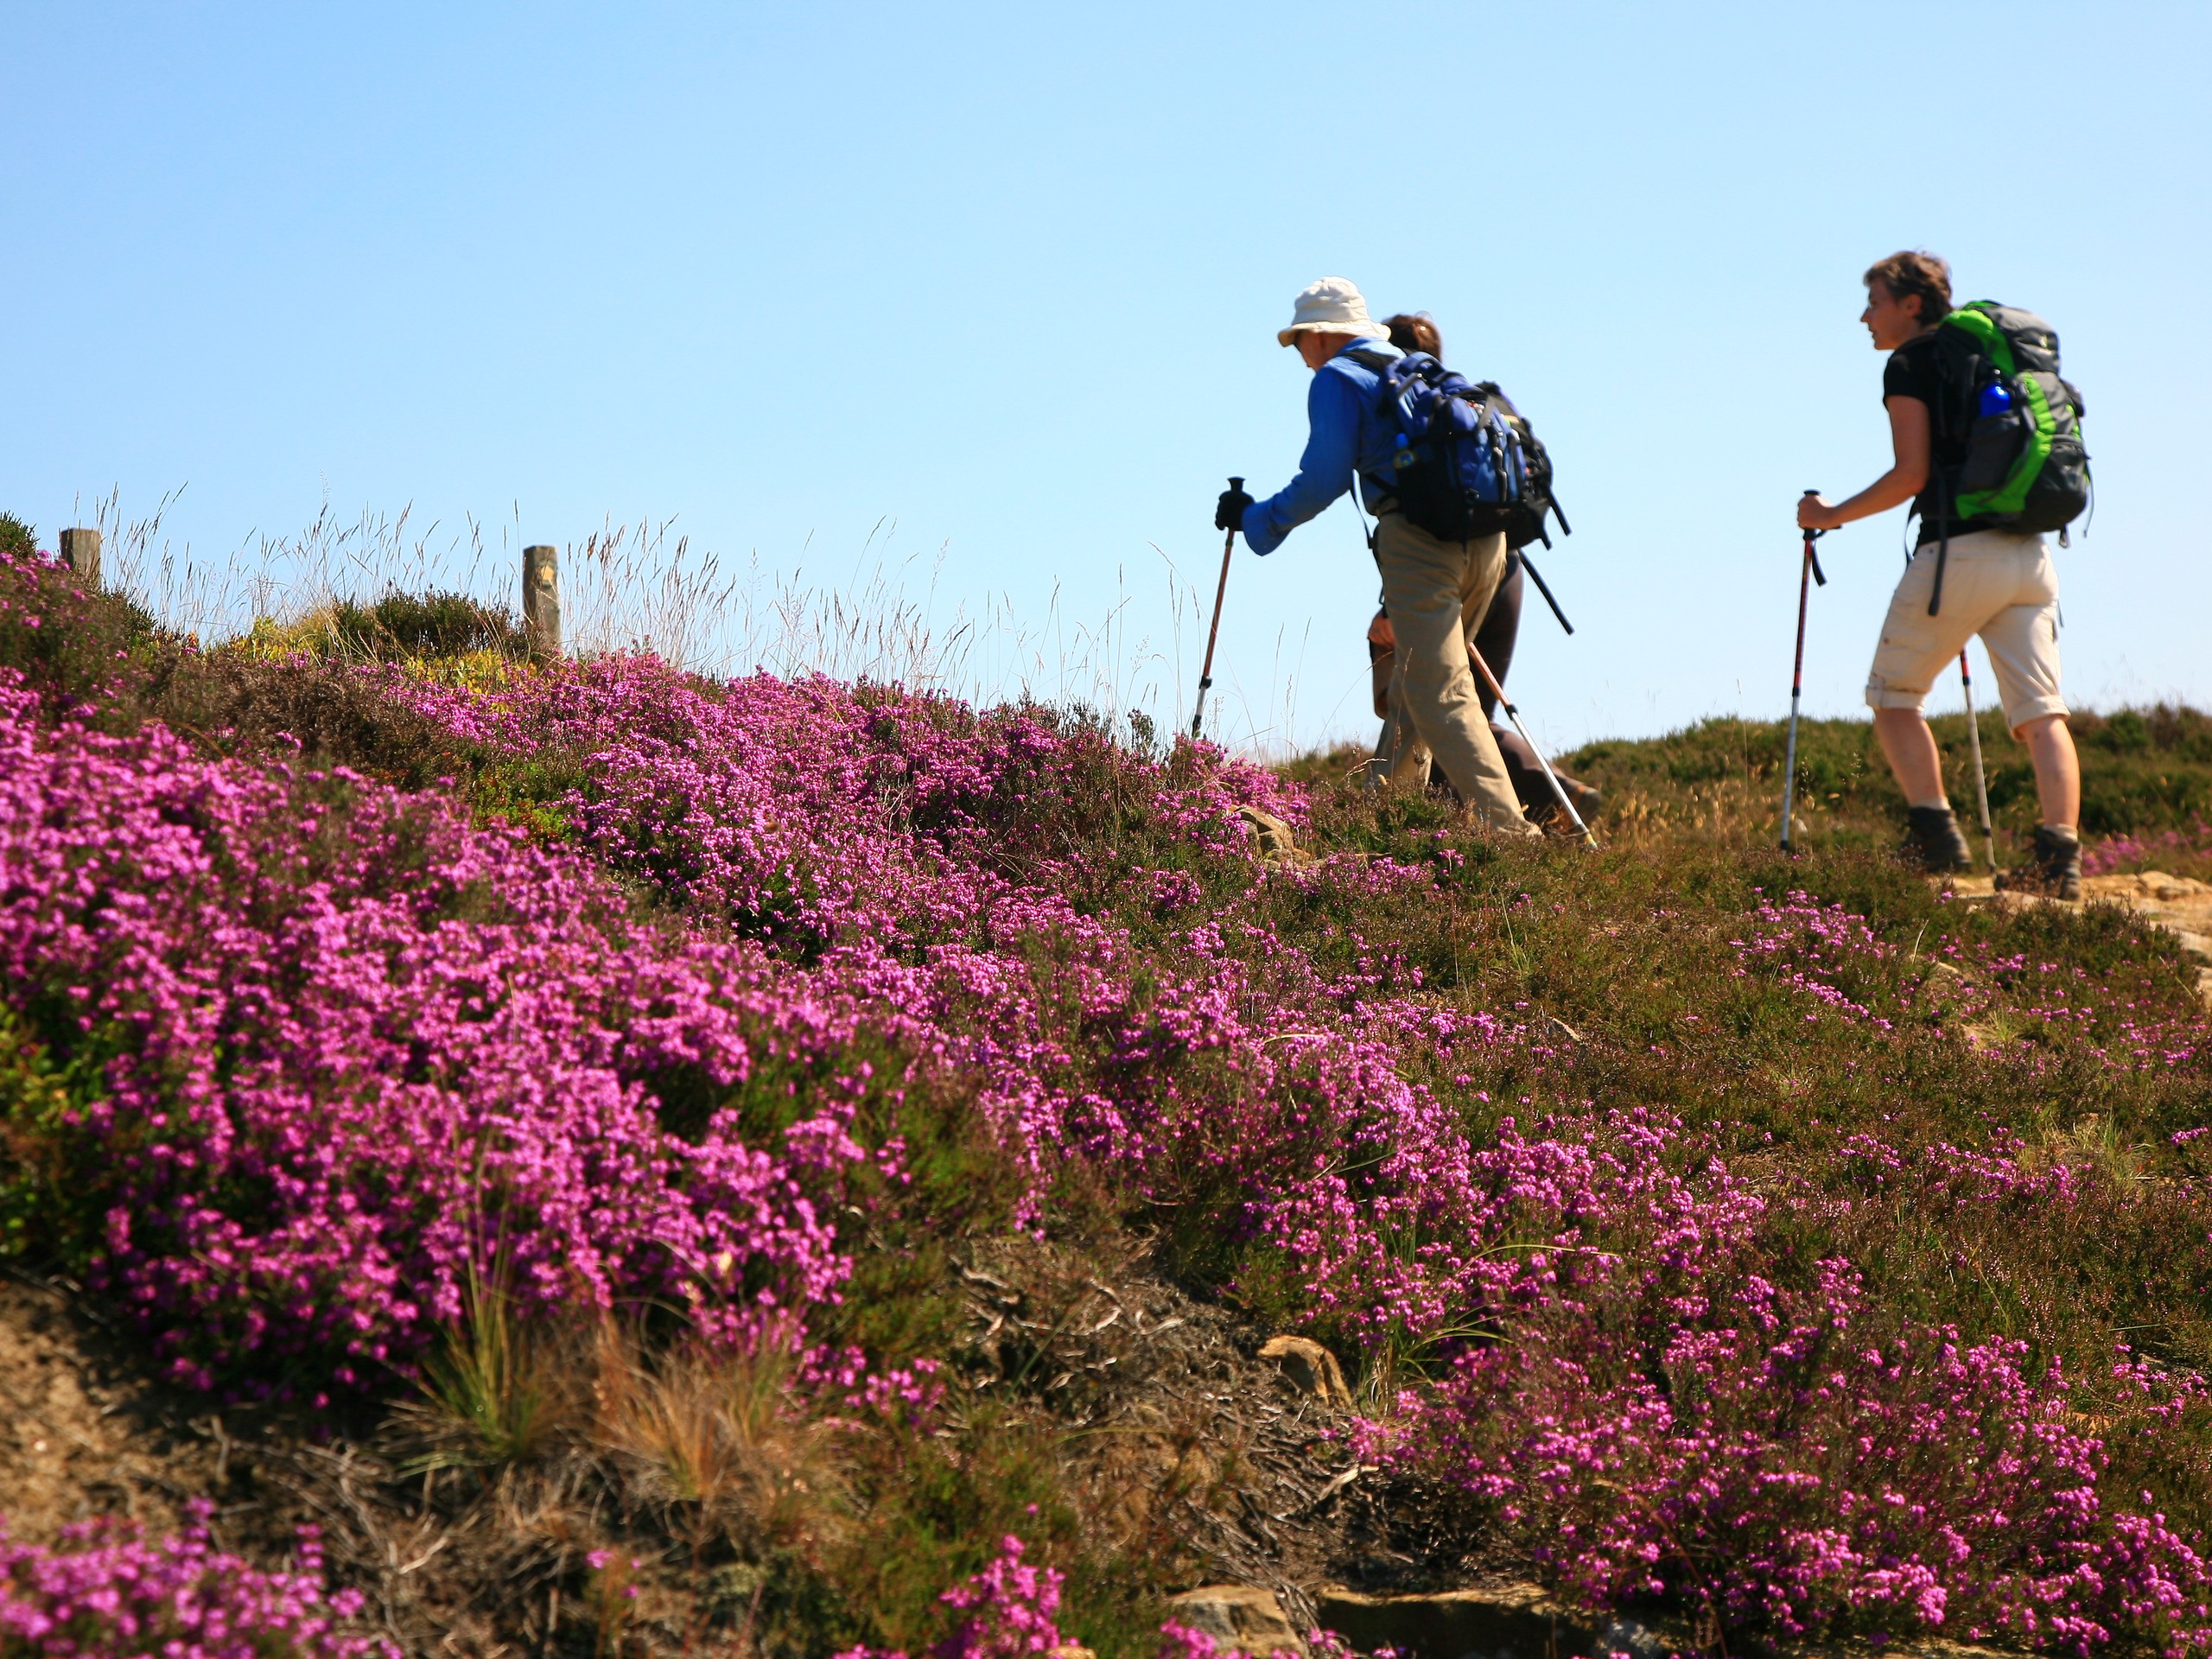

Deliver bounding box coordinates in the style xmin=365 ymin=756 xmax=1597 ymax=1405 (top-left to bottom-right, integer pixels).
xmin=1797 ymin=395 xmax=1930 ymax=531
xmin=1241 ymin=370 xmax=1363 ymax=556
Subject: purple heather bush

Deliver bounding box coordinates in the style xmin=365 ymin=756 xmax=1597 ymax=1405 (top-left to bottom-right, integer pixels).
xmin=1369 ymin=1234 xmax=2212 ymax=1651
xmin=2082 ymin=818 xmax=2212 ymax=877
xmin=5 ymin=543 xmax=2212 ymax=1649
xmin=0 ymin=673 xmax=892 ymax=1389
xmin=0 ymin=1503 xmax=390 ymax=1659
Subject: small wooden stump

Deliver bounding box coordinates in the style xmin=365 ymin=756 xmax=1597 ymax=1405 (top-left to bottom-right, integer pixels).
xmin=59 ymin=528 xmax=101 ymax=588
xmin=522 ymin=544 xmax=561 ymax=658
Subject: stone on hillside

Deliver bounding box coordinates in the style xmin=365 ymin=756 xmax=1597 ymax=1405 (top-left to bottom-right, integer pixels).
xmin=1596 ymin=1617 xmax=1672 ymax=1658
xmin=1258 ymin=1334 xmax=1351 ymax=1408
xmin=2127 ymin=870 xmax=2211 ymax=902
xmin=1314 ymin=1583 xmax=1582 ymax=1659
xmin=1236 ymin=804 xmax=1313 ymax=867
xmin=1919 ymin=960 xmax=1972 ymax=1000
xmin=1166 ymin=1585 xmax=1304 ymax=1656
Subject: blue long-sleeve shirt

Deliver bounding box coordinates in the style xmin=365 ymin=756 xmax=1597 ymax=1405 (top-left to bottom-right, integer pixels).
xmin=1241 ymin=338 xmax=1404 ymax=556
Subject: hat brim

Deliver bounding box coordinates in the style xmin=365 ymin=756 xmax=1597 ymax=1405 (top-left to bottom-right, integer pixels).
xmin=1277 ymin=319 xmax=1392 ymax=346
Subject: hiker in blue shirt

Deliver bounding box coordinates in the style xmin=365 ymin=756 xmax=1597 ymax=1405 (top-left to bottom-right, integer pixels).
xmin=1363 ymin=310 xmax=1601 ymax=831
xmin=1217 ymin=277 xmax=1535 ymax=836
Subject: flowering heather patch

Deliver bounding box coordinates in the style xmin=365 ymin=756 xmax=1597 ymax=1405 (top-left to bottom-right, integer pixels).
xmin=0 ymin=1503 xmax=388 ymax=1659
xmin=381 ymin=652 xmax=1304 ymax=959
xmin=0 ymin=671 xmax=885 ymax=1391
xmin=1374 ymin=1249 xmax=2212 ymax=1651
xmin=10 ymin=545 xmax=2212 ymax=1650
xmin=2082 ymin=822 xmax=2212 ymax=878
xmin=381 ymin=652 xmax=1522 ymax=1288
xmin=1729 ymin=889 xmax=1897 ymax=1027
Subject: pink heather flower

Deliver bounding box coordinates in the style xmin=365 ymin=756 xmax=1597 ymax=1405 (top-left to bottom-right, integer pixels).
xmin=0 ymin=1502 xmax=391 ymax=1659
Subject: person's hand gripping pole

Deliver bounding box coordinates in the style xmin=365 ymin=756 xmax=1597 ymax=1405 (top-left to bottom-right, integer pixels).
xmin=1193 ymin=477 xmax=1251 ymax=741
xmin=1781 ymin=491 xmax=1830 ymax=854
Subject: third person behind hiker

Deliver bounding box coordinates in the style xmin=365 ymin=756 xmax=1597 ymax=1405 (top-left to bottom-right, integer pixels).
xmin=1217 ymin=278 xmax=1535 ymax=837
xmin=1364 ymin=310 xmax=1600 ymax=830
xmin=1797 ymin=251 xmax=2084 ymax=898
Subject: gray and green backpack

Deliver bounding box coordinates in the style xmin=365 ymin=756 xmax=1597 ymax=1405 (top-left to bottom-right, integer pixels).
xmin=1930 ymin=300 xmax=2090 ymax=541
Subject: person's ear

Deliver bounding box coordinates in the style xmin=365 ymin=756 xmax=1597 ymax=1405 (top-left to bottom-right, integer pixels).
xmin=1899 ymin=290 xmax=1923 ymax=322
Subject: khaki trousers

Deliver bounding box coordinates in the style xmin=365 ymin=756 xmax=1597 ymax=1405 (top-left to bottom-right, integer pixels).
xmin=1865 ymin=530 xmax=2068 ymax=732
xmin=1372 ymin=513 xmax=1535 ymax=836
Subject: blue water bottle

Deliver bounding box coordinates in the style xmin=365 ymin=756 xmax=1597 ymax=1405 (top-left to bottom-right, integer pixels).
xmin=1978 ymin=378 xmax=2014 ymax=417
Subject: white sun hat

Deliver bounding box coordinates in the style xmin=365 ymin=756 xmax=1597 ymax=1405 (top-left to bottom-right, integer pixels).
xmin=1276 ymin=276 xmax=1391 ymax=346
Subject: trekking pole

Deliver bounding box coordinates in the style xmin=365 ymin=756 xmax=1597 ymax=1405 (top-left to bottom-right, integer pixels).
xmin=1781 ymin=493 xmax=1830 ymax=854
xmin=1958 ymin=648 xmax=1997 ymax=873
xmin=1191 ymin=476 xmax=1241 ymax=741
xmin=1516 ymin=549 xmax=1575 ymax=635
xmin=1463 ymin=639 xmax=1597 ymax=850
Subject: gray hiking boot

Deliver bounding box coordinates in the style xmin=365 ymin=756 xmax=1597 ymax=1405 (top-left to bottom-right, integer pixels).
xmin=1996 ymin=825 xmax=2082 ymax=901
xmin=1901 ymin=805 xmax=1974 ymax=874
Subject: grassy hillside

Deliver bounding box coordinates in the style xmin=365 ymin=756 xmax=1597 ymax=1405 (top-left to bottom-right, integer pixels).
xmin=3 ymin=541 xmax=2212 ymax=1657
xmin=1546 ymin=703 xmax=2212 ymax=869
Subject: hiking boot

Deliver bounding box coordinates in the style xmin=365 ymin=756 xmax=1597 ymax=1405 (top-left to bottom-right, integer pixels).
xmin=1529 ymin=777 xmax=1603 ymax=834
xmin=1900 ymin=805 xmax=1974 ymax=874
xmin=1996 ymin=825 xmax=2082 ymax=901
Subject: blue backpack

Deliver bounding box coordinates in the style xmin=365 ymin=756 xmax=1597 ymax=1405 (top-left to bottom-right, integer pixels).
xmin=1351 ymin=349 xmax=1541 ymax=544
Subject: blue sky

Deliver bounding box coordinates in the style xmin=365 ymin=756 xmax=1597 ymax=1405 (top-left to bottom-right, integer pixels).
xmin=3 ymin=2 xmax=2205 ymax=754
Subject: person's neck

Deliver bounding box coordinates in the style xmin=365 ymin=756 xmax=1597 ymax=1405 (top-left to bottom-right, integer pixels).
xmin=1302 ymin=331 xmax=1359 ymax=368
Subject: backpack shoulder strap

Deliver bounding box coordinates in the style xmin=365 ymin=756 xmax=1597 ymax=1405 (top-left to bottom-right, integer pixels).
xmin=1340 ymin=346 xmax=1397 ymax=376
xmin=1917 ymin=326 xmax=1983 ymax=448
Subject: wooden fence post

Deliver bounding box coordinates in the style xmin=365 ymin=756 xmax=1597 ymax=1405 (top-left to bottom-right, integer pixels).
xmin=59 ymin=528 xmax=101 ymax=589
xmin=523 ymin=543 xmax=561 ymax=658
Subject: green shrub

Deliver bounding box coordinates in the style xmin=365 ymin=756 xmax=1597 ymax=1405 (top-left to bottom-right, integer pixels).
xmin=0 ymin=513 xmax=35 ymax=560
xmin=330 ymin=589 xmax=527 ymax=659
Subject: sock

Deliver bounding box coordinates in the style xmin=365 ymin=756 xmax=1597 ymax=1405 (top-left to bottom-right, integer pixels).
xmin=2040 ymin=823 xmax=2079 ymax=840
xmin=1910 ymin=798 xmax=1953 ymax=814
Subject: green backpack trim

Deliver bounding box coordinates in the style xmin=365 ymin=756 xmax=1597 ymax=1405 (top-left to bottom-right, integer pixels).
xmin=1942 ymin=302 xmax=2056 ymax=522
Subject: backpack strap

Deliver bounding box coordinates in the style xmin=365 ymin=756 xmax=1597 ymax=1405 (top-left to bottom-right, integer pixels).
xmin=1338 ymin=346 xmax=1403 ymax=545
xmin=1929 ymin=474 xmax=1952 ymax=618
xmin=1906 ymin=326 xmax=1974 ymax=615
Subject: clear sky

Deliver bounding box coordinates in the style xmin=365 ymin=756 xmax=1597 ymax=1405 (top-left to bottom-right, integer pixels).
xmin=4 ymin=2 xmax=2205 ymax=756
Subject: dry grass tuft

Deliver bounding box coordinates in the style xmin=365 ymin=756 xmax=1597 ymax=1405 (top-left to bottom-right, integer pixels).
xmin=590 ymin=1324 xmax=852 ymax=1556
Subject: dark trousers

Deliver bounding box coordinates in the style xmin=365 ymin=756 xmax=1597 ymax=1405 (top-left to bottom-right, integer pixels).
xmin=1472 ymin=557 xmax=1558 ymax=808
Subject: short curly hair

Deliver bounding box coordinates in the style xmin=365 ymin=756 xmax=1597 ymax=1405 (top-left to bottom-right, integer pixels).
xmin=1863 ymin=251 xmax=1953 ymax=324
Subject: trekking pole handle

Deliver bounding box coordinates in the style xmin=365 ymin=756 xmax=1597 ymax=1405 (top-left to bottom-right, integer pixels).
xmin=1801 ymin=490 xmax=1828 ymax=585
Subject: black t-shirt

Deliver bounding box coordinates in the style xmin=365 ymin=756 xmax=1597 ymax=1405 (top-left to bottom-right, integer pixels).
xmin=1883 ymin=332 xmax=1999 ymax=543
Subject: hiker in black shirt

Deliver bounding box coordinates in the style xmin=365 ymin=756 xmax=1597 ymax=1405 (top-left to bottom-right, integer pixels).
xmin=1797 ymin=251 xmax=2082 ymax=897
